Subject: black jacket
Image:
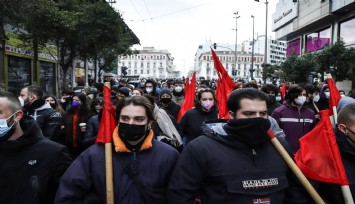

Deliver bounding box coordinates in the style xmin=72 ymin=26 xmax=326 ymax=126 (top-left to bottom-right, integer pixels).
xmin=23 ymin=100 xmax=63 ymax=140
xmin=0 ymin=116 xmax=72 ymax=204
xmin=179 ymin=107 xmax=218 ymax=144
xmin=314 ymin=127 xmax=355 ymax=203
xmin=168 ymin=119 xmax=311 ymax=204
xmin=158 ymin=101 xmax=181 ymax=120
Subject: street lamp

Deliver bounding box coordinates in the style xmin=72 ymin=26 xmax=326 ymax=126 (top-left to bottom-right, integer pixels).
xmin=233 ymin=12 xmax=240 ymax=78
xmin=255 ymin=0 xmax=269 ymax=65
xmin=250 ymin=15 xmax=255 ymax=80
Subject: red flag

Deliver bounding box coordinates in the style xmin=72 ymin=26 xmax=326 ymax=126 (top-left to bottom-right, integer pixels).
xmin=177 ymin=72 xmax=196 ymax=122
xmin=211 ymin=48 xmax=234 ymax=119
xmin=280 ymin=82 xmax=287 ymax=100
xmin=294 ymin=110 xmax=349 ymax=185
xmin=96 ymin=85 xmax=116 ymax=143
xmin=327 ymin=78 xmax=341 ymax=108
xmin=184 ymin=76 xmax=190 ymax=93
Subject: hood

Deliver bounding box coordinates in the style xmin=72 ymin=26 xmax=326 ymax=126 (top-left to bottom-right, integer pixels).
xmin=35 ymin=102 xmax=52 ymax=111
xmin=335 ymin=127 xmax=355 ymax=162
xmin=202 ymin=118 xmax=271 ymax=148
xmin=0 ymin=115 xmax=43 ymax=151
xmin=337 ymin=96 xmax=355 ymax=113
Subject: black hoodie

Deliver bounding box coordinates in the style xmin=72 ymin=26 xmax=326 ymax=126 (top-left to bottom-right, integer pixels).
xmin=0 ymin=116 xmax=72 ymax=204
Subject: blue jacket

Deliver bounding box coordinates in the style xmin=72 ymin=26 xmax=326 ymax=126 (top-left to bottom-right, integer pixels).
xmin=272 ymin=103 xmax=316 ymax=153
xmin=55 ymin=133 xmax=179 ymax=204
xmin=168 ymin=119 xmax=311 ymax=204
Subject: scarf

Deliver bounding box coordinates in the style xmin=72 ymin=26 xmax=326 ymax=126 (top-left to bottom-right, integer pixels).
xmin=154 ymin=104 xmax=182 ymax=147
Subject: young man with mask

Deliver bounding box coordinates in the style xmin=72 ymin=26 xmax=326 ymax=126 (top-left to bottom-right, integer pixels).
xmin=0 ymin=91 xmax=72 ymax=204
xmin=168 ymin=88 xmax=311 ymax=203
xmin=272 ymin=84 xmax=316 ymax=153
xmin=172 ymin=80 xmax=185 ymax=106
xmin=158 ymin=88 xmax=181 ymax=120
xmin=55 ymin=96 xmax=179 ymax=203
xmin=144 ymin=79 xmax=159 ymax=101
xmin=19 ymin=85 xmax=63 ymax=141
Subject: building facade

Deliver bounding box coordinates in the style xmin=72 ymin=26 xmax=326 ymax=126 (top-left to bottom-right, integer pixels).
xmin=118 ymin=47 xmax=174 ymax=79
xmin=194 ymin=41 xmax=264 ymax=82
xmin=272 ymin=0 xmax=355 ymax=56
xmin=242 ymin=35 xmax=287 ymax=65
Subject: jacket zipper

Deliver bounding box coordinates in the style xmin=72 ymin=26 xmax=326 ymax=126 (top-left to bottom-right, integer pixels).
xmin=252 ymin=149 xmax=256 ymax=165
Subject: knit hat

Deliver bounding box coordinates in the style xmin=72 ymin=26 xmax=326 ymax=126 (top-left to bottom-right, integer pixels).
xmin=160 ymin=88 xmax=172 ymax=98
xmin=118 ymin=87 xmax=130 ymax=97
xmin=337 ymin=96 xmax=355 ymax=113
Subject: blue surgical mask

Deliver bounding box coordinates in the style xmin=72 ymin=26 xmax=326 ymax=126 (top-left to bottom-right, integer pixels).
xmin=0 ymin=111 xmax=18 ymax=138
xmin=276 ymin=96 xmax=282 ymax=102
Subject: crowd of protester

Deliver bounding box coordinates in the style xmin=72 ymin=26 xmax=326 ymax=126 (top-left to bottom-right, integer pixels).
xmin=0 ymin=77 xmax=355 ymax=203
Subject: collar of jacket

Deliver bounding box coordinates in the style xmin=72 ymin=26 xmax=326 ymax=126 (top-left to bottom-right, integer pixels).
xmin=112 ymin=126 xmax=153 ymax=153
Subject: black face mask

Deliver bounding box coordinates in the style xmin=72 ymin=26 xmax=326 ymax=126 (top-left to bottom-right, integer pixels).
xmin=268 ymin=95 xmax=276 ymax=104
xmin=49 ymin=103 xmax=56 ymax=109
xmin=160 ymin=98 xmax=171 ymax=104
xmin=118 ymin=122 xmax=147 ymax=142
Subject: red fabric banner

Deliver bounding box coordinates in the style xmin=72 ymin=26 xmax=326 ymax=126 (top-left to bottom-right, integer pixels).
xmin=280 ymin=82 xmax=287 ymax=100
xmin=294 ymin=110 xmax=349 ymax=185
xmin=177 ymin=72 xmax=196 ymax=122
xmin=96 ymin=85 xmax=116 ymax=143
xmin=327 ymin=78 xmax=341 ymax=108
xmin=211 ymin=48 xmax=234 ymax=119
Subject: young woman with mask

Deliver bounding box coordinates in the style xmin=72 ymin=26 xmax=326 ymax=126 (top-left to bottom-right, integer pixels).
xmin=45 ymin=95 xmax=65 ymax=115
xmin=62 ymin=92 xmax=90 ymax=158
xmin=179 ymin=89 xmax=218 ymax=145
xmin=55 ymin=96 xmax=179 ymax=203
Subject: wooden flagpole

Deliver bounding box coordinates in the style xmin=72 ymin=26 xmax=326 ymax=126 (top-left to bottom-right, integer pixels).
xmin=267 ymin=130 xmax=325 ymax=204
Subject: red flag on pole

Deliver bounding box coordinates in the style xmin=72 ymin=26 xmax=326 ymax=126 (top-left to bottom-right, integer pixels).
xmin=280 ymin=82 xmax=287 ymax=100
xmin=211 ymin=48 xmax=234 ymax=119
xmin=327 ymin=78 xmax=341 ymax=108
xmin=177 ymin=72 xmax=196 ymax=122
xmin=96 ymin=85 xmax=116 ymax=143
xmin=294 ymin=110 xmax=349 ymax=185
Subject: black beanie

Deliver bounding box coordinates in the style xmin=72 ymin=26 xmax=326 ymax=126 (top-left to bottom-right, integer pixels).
xmin=160 ymin=88 xmax=172 ymax=98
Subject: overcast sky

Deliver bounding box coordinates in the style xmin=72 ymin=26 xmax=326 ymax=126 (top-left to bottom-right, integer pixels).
xmin=114 ymin=0 xmax=278 ymax=75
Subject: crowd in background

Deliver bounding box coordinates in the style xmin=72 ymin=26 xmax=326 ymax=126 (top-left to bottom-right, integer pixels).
xmin=1 ymin=76 xmax=355 ymax=203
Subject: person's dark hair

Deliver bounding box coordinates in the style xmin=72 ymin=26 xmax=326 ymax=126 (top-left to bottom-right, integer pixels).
xmin=261 ymin=84 xmax=279 ymax=95
xmin=142 ymin=94 xmax=156 ymax=111
xmin=243 ymin=82 xmax=258 ymax=89
xmin=200 ymin=80 xmax=211 ymax=88
xmin=61 ymin=88 xmax=74 ymax=96
xmin=195 ymin=89 xmax=218 ymax=108
xmin=338 ymin=103 xmax=355 ymax=126
xmin=25 ymin=85 xmax=44 ymax=99
xmin=174 ymin=80 xmax=183 ymax=85
xmin=227 ymin=88 xmax=268 ymax=113
xmin=0 ymin=91 xmax=21 ymax=112
xmin=116 ymin=96 xmax=155 ymax=124
xmin=286 ymin=84 xmax=305 ymax=103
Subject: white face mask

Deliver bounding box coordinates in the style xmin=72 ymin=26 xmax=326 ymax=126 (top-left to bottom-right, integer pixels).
xmin=341 ymin=94 xmax=345 ymax=97
xmin=146 ymin=88 xmax=153 ymax=93
xmin=294 ymin=96 xmax=306 ymax=106
xmin=174 ymin=86 xmax=182 ymax=93
xmin=276 ymin=96 xmax=282 ymax=102
xmin=18 ymin=97 xmax=24 ymax=107
xmin=325 ymin=92 xmax=330 ymax=99
xmin=313 ymin=95 xmax=320 ymax=102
